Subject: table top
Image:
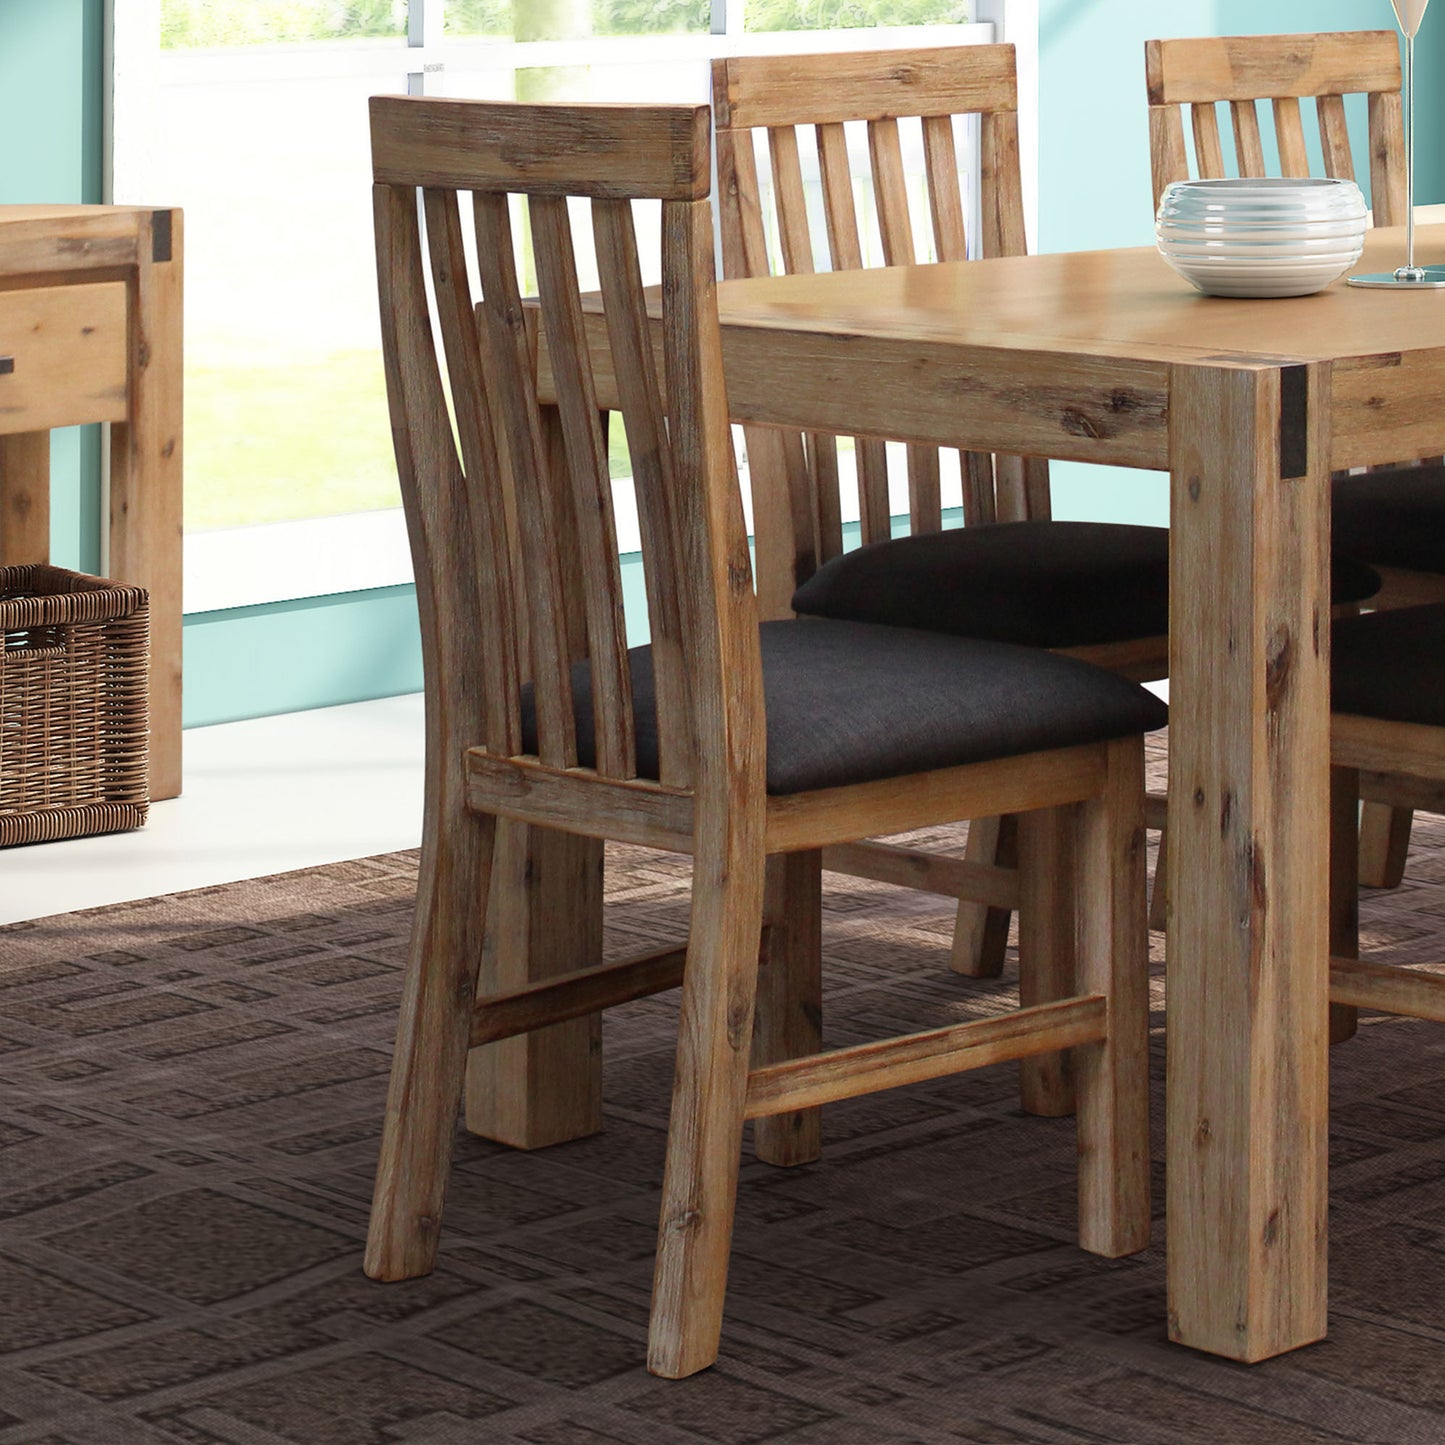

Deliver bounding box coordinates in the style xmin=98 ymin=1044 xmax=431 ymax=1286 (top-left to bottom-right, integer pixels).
xmin=718 ymin=224 xmax=1445 ymax=371
xmin=0 ymin=204 xmax=161 ymax=224
xmin=0 ymin=205 xmax=175 ymax=286
xmin=707 ymin=224 xmax=1445 ymax=471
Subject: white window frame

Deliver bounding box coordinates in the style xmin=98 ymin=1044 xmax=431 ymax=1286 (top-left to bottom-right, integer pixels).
xmin=107 ymin=0 xmax=1038 ymax=615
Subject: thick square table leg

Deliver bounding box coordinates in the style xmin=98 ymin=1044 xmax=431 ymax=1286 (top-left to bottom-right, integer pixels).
xmin=1165 ymin=361 xmax=1330 ymax=1361
xmin=464 ymin=820 xmax=605 ymax=1149
xmin=109 ymin=209 xmax=183 ymax=801
xmin=0 ymin=432 xmax=51 ymax=564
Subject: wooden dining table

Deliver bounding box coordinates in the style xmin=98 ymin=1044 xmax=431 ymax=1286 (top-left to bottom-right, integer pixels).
xmin=507 ymin=221 xmax=1445 ymax=1366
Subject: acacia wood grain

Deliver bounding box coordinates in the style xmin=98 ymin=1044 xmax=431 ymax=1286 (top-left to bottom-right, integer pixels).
xmin=0 ymin=431 xmax=49 ymax=566
xmin=107 ymin=210 xmax=182 ymax=801
xmin=1165 ymin=360 xmax=1330 ymax=1362
xmin=746 ymin=996 xmax=1107 ymax=1117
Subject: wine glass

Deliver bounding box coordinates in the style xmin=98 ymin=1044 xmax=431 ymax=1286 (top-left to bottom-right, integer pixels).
xmin=1348 ymin=0 xmax=1445 ymax=286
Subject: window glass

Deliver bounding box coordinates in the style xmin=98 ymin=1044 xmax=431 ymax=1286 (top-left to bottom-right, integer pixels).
xmin=150 ymin=65 xmax=403 ymax=530
xmin=161 ymin=0 xmax=408 ymax=47
xmin=446 ymin=0 xmax=709 ymax=38
xmin=747 ymin=0 xmax=966 ymax=30
xmin=134 ymin=11 xmax=408 ymax=531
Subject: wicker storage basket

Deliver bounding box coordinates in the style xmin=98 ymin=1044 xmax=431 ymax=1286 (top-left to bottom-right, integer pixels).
xmin=0 ymin=564 xmax=149 ymax=847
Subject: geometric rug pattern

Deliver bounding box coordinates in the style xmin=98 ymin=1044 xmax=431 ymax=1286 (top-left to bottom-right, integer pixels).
xmin=6 ymin=739 xmax=1445 ymax=1442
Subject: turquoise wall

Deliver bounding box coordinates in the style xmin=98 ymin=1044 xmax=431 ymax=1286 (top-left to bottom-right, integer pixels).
xmin=0 ymin=0 xmax=104 ymax=577
xmin=183 ymin=587 xmax=423 ymax=727
xmin=7 ymin=2 xmax=1442 ymax=724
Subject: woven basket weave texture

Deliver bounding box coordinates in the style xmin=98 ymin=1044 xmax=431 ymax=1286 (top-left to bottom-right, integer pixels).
xmin=0 ymin=564 xmax=149 ymax=847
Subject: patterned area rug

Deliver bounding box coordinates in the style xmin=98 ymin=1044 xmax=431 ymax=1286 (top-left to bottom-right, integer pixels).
xmin=6 ymin=738 xmax=1445 ymax=1444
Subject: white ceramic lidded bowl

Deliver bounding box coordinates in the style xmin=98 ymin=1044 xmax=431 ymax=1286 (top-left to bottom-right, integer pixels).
xmin=1156 ymin=177 xmax=1368 ymax=298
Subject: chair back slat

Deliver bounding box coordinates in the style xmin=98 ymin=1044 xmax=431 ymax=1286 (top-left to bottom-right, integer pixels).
xmin=979 ymin=109 xmax=1027 ymax=258
xmin=716 ymin=121 xmax=772 ymax=282
xmin=1316 ymin=92 xmax=1356 ymax=182
xmin=818 ymin=123 xmax=864 ymax=270
xmin=921 ymin=101 xmax=983 ymax=535
xmin=1146 ymin=31 xmax=1405 ymax=211
xmin=962 ymin=451 xmax=997 ymax=526
xmin=1149 ymin=104 xmax=1190 ymax=209
xmin=907 ymin=446 xmax=943 ymax=534
xmin=813 ymin=436 xmax=847 ymax=559
xmin=868 ymin=118 xmax=916 ymax=266
xmin=530 ymin=194 xmax=636 ymax=779
xmin=1230 ymin=100 xmax=1267 ymax=176
xmin=1368 ymin=90 xmax=1407 ymax=226
xmin=854 ymin=437 xmax=891 ymax=546
xmin=1190 ymin=103 xmax=1227 ymax=178
xmin=371 ymin=95 xmax=750 ymax=799
xmin=922 ymin=113 xmax=969 ymax=263
xmin=767 ymin=126 xmax=816 ymax=275
xmin=1023 ymin=454 xmax=1051 ymax=520
xmin=1272 ymin=96 xmax=1310 ymax=175
xmin=471 ymin=190 xmax=578 ymax=768
xmin=375 ymin=183 xmax=517 ymax=756
xmin=413 ymin=188 xmax=524 ymax=757
xmin=711 ymin=45 xmax=1046 ymax=611
xmin=994 ymin=454 xmax=1028 ymax=523
xmin=593 ymin=197 xmax=694 ymax=787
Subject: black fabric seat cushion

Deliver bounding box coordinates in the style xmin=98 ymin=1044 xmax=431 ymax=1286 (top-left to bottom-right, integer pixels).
xmin=790 ymin=520 xmax=1381 ymax=649
xmin=521 ymin=618 xmax=1167 ymax=796
xmin=1333 ymin=465 xmax=1445 ymax=574
xmin=1334 ymin=604 xmax=1445 ymax=726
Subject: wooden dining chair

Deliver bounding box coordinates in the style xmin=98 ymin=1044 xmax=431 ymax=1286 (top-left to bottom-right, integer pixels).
xmin=712 ymin=43 xmax=1380 ymax=996
xmin=364 ymin=92 xmax=1161 ymax=1378
xmin=1146 ymin=29 xmax=1445 ymax=890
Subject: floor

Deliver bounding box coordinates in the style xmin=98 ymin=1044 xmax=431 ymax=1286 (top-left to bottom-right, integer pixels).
xmin=0 ymin=694 xmax=426 ymax=928
xmin=10 ymin=794 xmax=1445 ymax=1442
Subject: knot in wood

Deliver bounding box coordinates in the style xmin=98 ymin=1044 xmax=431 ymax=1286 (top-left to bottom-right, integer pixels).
xmin=1060 ymin=407 xmax=1102 ymax=440
xmin=666 ymin=1207 xmax=703 ymax=1235
xmin=1265 ymin=628 xmax=1294 ymax=710
xmin=727 ymin=998 xmax=751 ymax=1049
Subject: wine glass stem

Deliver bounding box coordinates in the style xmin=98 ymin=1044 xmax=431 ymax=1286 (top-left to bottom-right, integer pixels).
xmin=1407 ymin=30 xmax=1417 ymax=269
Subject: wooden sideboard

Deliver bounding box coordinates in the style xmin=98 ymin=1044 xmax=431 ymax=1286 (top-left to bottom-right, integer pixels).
xmin=0 ymin=205 xmax=182 ymax=800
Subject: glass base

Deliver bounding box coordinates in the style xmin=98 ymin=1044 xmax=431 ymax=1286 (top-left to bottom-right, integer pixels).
xmin=1348 ymin=264 xmax=1445 ymax=288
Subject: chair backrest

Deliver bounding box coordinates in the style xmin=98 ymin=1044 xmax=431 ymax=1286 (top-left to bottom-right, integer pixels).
xmin=1145 ymin=31 xmax=1406 ymax=222
xmin=711 ymin=45 xmax=1046 ymax=617
xmin=369 ymin=96 xmax=761 ymax=798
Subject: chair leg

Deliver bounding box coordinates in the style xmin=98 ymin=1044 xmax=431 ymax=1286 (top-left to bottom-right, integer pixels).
xmin=949 ymin=813 xmax=1016 ymax=977
xmin=1074 ymin=735 xmax=1151 ymax=1258
xmin=366 ymin=806 xmax=497 ymax=1281
xmin=753 ymin=850 xmax=822 ymax=1167
xmin=464 ymin=821 xmax=604 ymax=1148
xmin=1358 ymin=800 xmax=1412 ymax=890
xmin=648 ymin=834 xmax=767 ymax=1379
xmin=1331 ymin=766 xmax=1361 ymax=1046
xmin=1017 ymin=807 xmax=1077 ymax=1117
